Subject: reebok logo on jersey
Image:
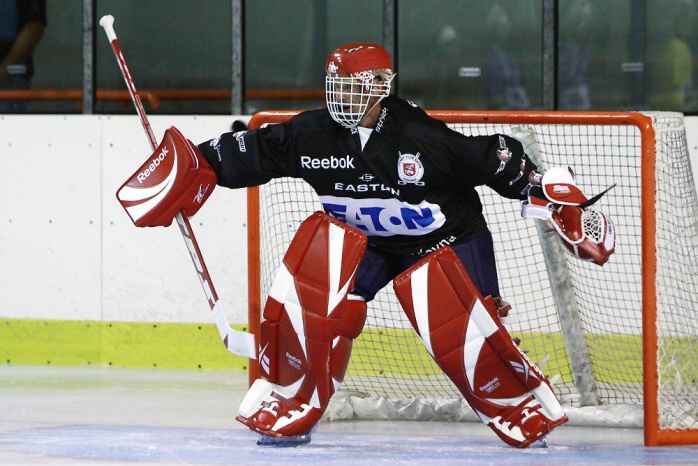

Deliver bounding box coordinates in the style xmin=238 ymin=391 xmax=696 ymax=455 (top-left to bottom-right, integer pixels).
xmin=300 ymin=155 xmax=355 ymax=170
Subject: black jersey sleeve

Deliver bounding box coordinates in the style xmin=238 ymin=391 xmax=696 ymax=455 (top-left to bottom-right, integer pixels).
xmin=198 ymin=120 xmax=299 ymax=189
xmin=442 ymin=128 xmax=538 ymax=200
xmin=394 ymin=98 xmax=537 ymax=200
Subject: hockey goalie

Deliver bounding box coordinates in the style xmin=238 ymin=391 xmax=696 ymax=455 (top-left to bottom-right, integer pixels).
xmin=118 ymin=43 xmax=615 ymax=448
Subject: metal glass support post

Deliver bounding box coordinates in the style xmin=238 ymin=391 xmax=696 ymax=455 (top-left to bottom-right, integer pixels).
xmin=382 ymin=0 xmax=396 ymax=94
xmin=82 ymin=0 xmax=95 ymax=114
xmin=542 ymin=0 xmax=557 ymax=110
xmin=232 ymin=0 xmax=244 ymax=115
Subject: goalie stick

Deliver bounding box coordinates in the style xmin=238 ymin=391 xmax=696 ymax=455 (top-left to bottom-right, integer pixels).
xmin=99 ymin=14 xmax=254 ymax=360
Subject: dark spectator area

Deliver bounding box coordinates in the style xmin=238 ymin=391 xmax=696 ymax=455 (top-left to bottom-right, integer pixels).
xmin=1 ymin=0 xmax=697 ymax=114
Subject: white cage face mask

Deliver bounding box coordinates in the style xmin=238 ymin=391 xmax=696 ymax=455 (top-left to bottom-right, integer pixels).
xmin=325 ymin=70 xmax=394 ymax=128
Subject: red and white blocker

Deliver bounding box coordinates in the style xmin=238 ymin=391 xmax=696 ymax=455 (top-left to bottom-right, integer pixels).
xmin=393 ymin=247 xmax=568 ymax=448
xmin=237 ymin=212 xmax=367 ymax=438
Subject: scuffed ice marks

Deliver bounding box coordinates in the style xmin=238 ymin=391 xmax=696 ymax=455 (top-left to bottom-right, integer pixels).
xmin=1 ymin=424 xmax=698 ymax=466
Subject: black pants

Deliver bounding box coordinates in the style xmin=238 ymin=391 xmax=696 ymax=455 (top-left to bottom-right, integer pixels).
xmin=352 ymin=231 xmax=501 ymax=302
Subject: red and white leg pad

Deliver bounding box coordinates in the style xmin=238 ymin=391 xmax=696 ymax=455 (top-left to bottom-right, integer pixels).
xmin=236 ymin=212 xmax=367 ymax=438
xmin=393 ymin=247 xmax=568 ymax=448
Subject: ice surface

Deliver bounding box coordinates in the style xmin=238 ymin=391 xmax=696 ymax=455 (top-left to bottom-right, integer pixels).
xmin=1 ymin=366 xmax=697 ymax=466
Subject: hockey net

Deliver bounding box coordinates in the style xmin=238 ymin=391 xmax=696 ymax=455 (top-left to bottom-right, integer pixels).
xmin=246 ymin=110 xmax=698 ymax=446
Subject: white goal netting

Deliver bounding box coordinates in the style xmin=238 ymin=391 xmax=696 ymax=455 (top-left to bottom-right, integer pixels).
xmin=251 ymin=111 xmax=698 ymax=431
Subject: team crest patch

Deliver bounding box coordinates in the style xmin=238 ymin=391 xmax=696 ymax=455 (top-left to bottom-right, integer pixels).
xmin=397 ymin=151 xmax=425 ymax=186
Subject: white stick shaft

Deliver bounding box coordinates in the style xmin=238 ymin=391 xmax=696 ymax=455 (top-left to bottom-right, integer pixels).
xmin=98 ymin=15 xmax=242 ymax=357
xmin=99 ymin=14 xmax=156 ymax=149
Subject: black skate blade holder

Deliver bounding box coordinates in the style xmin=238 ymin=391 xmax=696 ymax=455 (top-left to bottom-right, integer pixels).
xmin=257 ymin=432 xmax=312 ymax=447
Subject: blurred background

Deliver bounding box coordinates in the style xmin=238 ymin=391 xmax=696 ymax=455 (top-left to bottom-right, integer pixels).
xmin=2 ymin=0 xmax=698 ymax=115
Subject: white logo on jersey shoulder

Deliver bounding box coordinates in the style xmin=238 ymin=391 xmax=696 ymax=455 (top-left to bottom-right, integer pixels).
xmin=233 ymin=130 xmax=247 ymax=152
xmin=209 ymin=137 xmax=223 ymax=161
xmin=375 ymin=107 xmax=388 ymax=133
xmin=319 ymin=195 xmax=446 ymax=237
xmin=397 ymin=151 xmax=425 ymax=186
xmin=494 ymin=135 xmax=512 ymax=175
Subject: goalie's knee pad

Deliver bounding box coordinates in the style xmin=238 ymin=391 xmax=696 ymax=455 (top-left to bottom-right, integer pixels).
xmin=393 ymin=246 xmax=567 ymax=448
xmin=237 ymin=212 xmax=367 ymax=438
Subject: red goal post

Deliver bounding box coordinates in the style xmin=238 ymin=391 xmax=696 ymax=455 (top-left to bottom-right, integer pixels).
xmin=245 ymin=110 xmax=698 ymax=447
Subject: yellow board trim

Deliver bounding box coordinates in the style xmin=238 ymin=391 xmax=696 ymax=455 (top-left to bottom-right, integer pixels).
xmin=0 ymin=319 xmax=249 ymax=370
xmin=3 ymin=319 xmax=668 ymax=386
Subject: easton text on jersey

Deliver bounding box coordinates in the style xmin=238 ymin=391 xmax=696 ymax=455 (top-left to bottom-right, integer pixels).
xmin=334 ymin=182 xmax=400 ymax=196
xmin=320 ymin=195 xmax=446 ymax=237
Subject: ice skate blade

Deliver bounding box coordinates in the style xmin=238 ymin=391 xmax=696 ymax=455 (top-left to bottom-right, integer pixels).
xmin=257 ymin=433 xmax=311 ymax=447
xmin=530 ymin=437 xmax=548 ymax=449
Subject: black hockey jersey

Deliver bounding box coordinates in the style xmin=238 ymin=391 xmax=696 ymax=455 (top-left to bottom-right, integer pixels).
xmin=199 ymin=96 xmax=537 ymax=256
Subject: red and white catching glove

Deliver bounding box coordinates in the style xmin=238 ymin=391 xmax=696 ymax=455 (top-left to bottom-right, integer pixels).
xmin=116 ymin=126 xmax=217 ymax=227
xmin=521 ymin=166 xmax=616 ymax=266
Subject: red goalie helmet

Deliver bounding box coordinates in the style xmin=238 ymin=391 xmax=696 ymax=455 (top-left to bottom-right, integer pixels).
xmin=325 ymin=43 xmax=395 ymax=128
xmin=325 ymin=43 xmax=393 ymax=75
